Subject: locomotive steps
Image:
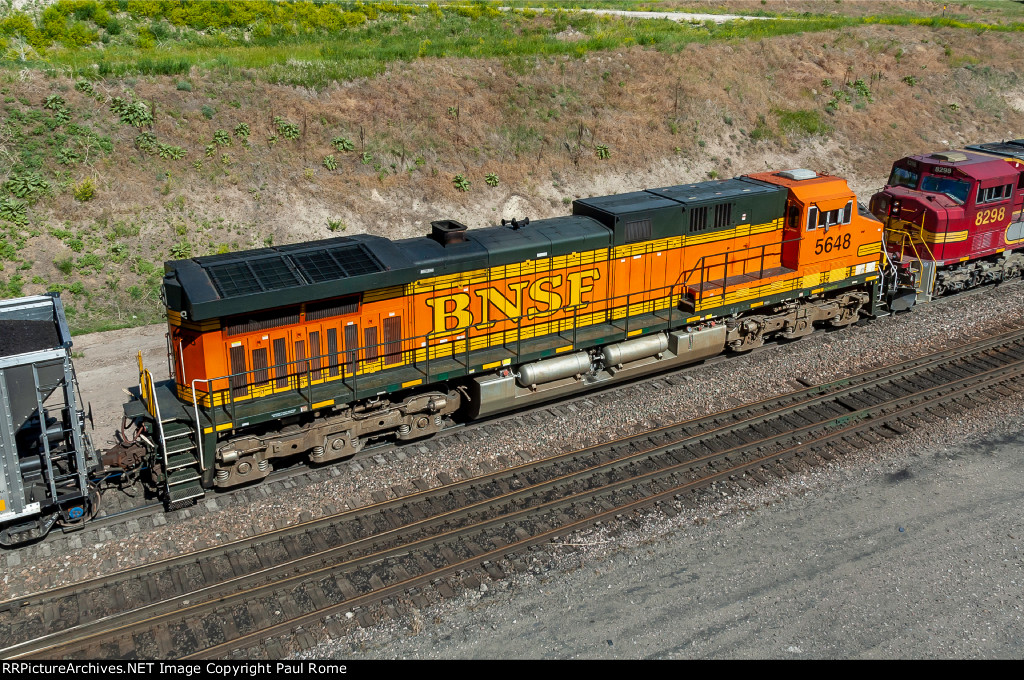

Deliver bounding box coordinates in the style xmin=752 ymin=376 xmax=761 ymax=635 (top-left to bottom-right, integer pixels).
xmin=4 ymin=324 xmax=1024 ymax=658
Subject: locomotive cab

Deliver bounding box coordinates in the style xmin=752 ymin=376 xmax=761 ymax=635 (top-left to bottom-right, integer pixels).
xmin=871 ymin=147 xmax=1024 ymax=306
xmin=750 ymin=169 xmax=881 ymax=281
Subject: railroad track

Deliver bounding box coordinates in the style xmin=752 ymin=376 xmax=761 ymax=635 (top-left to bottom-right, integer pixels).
xmin=33 ymin=307 xmax=865 ymax=548
xmin=3 ymin=324 xmax=1024 ymax=659
xmin=27 ymin=282 xmax=1012 ymax=556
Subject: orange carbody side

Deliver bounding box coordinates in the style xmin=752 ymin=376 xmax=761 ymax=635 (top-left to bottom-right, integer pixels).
xmin=170 ymin=173 xmax=882 ymax=407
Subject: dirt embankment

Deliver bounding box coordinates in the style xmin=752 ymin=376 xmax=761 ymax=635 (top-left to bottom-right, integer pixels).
xmin=2 ymin=22 xmax=1023 ymax=329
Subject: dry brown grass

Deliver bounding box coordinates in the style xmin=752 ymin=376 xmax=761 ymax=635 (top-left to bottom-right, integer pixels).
xmin=660 ymin=0 xmax=1005 ymax=20
xmin=2 ymin=21 xmax=1023 ymax=329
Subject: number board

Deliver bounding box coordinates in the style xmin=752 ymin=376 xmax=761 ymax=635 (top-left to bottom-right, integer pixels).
xmin=814 ymin=233 xmax=852 ymax=255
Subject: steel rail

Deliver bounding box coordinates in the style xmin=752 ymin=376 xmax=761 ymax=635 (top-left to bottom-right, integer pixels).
xmin=6 ymin=325 xmax=1023 ymax=614
xmin=7 ymin=329 xmax=1024 ymax=659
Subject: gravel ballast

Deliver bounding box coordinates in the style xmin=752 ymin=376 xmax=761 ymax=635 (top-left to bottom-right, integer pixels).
xmin=4 ymin=281 xmax=1024 ymax=659
xmin=305 ymin=401 xmax=1024 ymax=659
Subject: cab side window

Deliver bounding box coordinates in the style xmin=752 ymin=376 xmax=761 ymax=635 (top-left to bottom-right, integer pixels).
xmin=978 ymin=184 xmax=1012 ymax=204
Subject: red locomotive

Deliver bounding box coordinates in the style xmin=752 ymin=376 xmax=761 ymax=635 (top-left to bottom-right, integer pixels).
xmin=869 ymin=140 xmax=1024 ymax=309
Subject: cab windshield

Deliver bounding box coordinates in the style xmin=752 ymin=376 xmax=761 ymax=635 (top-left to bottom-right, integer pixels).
xmin=920 ymin=175 xmax=970 ymax=204
xmin=889 ymin=166 xmax=919 ymax=189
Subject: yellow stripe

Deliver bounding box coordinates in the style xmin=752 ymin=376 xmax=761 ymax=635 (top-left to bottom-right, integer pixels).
xmin=686 ymin=316 xmax=700 ymax=323
xmin=402 ymin=379 xmax=423 ymax=388
xmin=166 ymin=310 xmax=221 ymax=332
xmin=204 ymin=422 xmax=233 ymax=434
xmin=409 ymin=218 xmax=784 ymax=292
xmin=312 ymin=399 xmax=334 ymax=409
xmin=556 ymin=345 xmax=574 ymax=352
xmin=362 ymin=285 xmax=404 ymax=303
xmin=482 ymin=360 xmax=502 ymax=369
xmin=857 ymin=242 xmax=882 ymax=257
xmin=925 ymin=230 xmax=969 ymax=244
xmin=695 ymin=267 xmax=866 ymax=312
xmin=627 ymin=329 xmax=643 ymax=337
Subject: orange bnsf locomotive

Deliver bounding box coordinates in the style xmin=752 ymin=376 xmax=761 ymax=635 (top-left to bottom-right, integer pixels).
xmin=870 ymin=140 xmax=1024 ymax=309
xmin=120 ymin=168 xmax=883 ymax=508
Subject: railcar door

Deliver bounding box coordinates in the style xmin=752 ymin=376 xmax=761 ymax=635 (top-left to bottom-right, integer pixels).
xmin=357 ymin=307 xmax=407 ymax=374
xmin=341 ymin=319 xmax=360 ymax=381
xmin=781 ymin=201 xmax=803 ymax=270
xmin=361 ymin=315 xmax=380 ymax=374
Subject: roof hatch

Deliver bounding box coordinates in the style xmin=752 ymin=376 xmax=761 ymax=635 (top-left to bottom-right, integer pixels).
xmin=929 ymin=151 xmax=968 ymax=163
xmin=777 ymin=169 xmax=817 ymax=181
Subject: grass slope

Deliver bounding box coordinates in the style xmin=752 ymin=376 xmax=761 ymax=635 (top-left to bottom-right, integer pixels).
xmin=0 ymin=3 xmax=1021 ymax=332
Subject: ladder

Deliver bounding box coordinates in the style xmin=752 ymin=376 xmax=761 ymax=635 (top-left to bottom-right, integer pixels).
xmin=31 ymin=357 xmax=90 ymax=518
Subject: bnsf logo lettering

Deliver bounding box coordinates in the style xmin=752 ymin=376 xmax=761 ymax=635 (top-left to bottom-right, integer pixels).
xmin=424 ymin=268 xmax=601 ymax=334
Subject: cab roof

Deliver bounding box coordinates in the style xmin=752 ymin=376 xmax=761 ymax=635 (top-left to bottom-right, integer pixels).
xmin=900 ymin=149 xmax=1020 ymax=183
xmin=745 ymin=170 xmax=854 ymax=208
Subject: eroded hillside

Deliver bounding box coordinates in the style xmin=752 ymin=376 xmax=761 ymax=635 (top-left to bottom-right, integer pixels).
xmin=1 ymin=17 xmax=1022 ymax=331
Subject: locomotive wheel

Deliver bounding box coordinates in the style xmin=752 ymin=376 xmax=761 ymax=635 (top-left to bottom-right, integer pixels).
xmin=829 ymin=309 xmax=858 ymax=328
xmin=728 ymin=333 xmax=764 ymax=352
xmin=726 ymin=316 xmax=765 ymax=352
xmin=779 ymin=319 xmax=813 ymax=340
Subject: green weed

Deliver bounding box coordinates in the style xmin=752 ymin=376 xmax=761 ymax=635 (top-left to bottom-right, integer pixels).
xmin=749 ymin=114 xmax=773 ymax=142
xmin=775 ymin=109 xmax=833 ymax=137
xmin=332 ymin=136 xmax=354 ymax=152
xmin=169 ymin=240 xmax=191 ymax=259
xmin=72 ymin=178 xmax=95 ymax=201
xmin=4 ymin=173 xmax=50 ymax=203
xmin=273 ymin=116 xmax=300 ymax=140
xmin=0 ymin=198 xmax=27 ymax=225
xmin=110 ymin=95 xmax=152 ymax=127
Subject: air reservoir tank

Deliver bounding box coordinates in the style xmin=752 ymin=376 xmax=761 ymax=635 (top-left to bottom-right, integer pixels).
xmin=516 ymin=352 xmax=592 ymax=387
xmin=601 ymin=333 xmax=668 ymax=366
